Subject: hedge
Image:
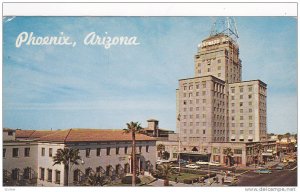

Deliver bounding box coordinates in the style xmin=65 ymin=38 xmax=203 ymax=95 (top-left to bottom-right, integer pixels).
xmin=121 ymin=176 xmax=141 ymax=184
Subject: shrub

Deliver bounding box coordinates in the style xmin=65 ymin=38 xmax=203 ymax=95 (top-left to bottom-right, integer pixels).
xmin=121 ymin=176 xmax=141 ymax=184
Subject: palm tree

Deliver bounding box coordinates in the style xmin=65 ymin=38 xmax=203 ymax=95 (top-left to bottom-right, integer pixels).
xmin=123 ymin=121 xmax=143 ymax=187
xmin=223 ymin=147 xmax=233 ymax=166
xmin=255 ymin=144 xmax=264 ymax=165
xmin=53 ymin=148 xmax=81 ymax=186
xmin=157 ymin=144 xmax=165 ymax=160
xmin=156 ymin=163 xmax=174 ymax=186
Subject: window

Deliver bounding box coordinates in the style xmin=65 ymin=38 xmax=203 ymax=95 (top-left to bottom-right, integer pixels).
xmin=249 ymin=130 xmax=253 ymax=134
xmin=240 ymin=95 xmax=243 ymax=99
xmin=106 ymin=166 xmax=112 ymax=176
xmin=231 ymin=116 xmax=235 ymax=120
xmin=234 ymin=149 xmax=243 ymax=154
xmin=240 ymin=102 xmax=243 ymax=107
xmin=231 ymin=103 xmax=235 ymax=107
xmin=240 ymin=109 xmax=243 ymax=113
xmin=218 ymin=73 xmax=221 ymax=77
xmin=55 ymin=170 xmax=61 ymax=184
xmin=240 ymin=87 xmax=243 ymax=92
xmin=116 ymin=147 xmax=120 ymax=155
xmin=8 ymin=131 xmax=13 ymax=136
xmin=146 ymin=145 xmax=149 ymax=153
xmin=203 ymin=99 xmax=206 ymax=103
xmin=47 ymin=169 xmax=52 ymax=182
xmin=231 ymin=96 xmax=235 ymax=100
xmin=189 ymin=93 xmax=192 ymax=97
xmin=240 ymin=123 xmax=244 ymax=127
xmin=25 ymin=148 xmax=30 ymax=157
xmin=124 ymin=147 xmax=128 ymax=154
xmin=196 ymin=107 xmax=199 ymax=111
xmin=106 ymin=147 xmax=110 ymax=156
xmin=139 ymin=146 xmax=142 ymax=153
xmin=97 ymin=148 xmax=101 ymax=156
xmin=248 ymin=94 xmax=252 ymax=99
xmin=202 ymin=91 xmax=206 ymax=96
xmin=3 ymin=148 xmax=6 ymax=158
xmin=240 ymin=116 xmax=243 ymax=120
xmin=40 ymin=168 xmax=45 ymax=180
xmin=13 ymin=148 xmax=19 ymax=158
xmin=184 ymin=86 xmax=187 ymax=90
xmin=85 ymin=168 xmax=92 ymax=176
xmin=249 ymin=116 xmax=252 ymax=120
xmin=189 ymin=100 xmax=193 ymax=104
xmin=23 ymin=167 xmax=31 ymax=180
xmin=231 ymin=88 xmax=235 ymax=93
xmin=41 ymin=148 xmax=45 ymax=156
xmin=196 ymin=92 xmax=199 ymax=96
xmin=190 ymin=122 xmax=193 ymax=126
xmin=12 ymin=169 xmax=19 ymax=180
xmin=202 ymin=82 xmax=206 ymax=88
xmin=49 ymin=148 xmax=52 ymax=157
xmin=249 ymin=102 xmax=252 ymax=106
xmin=249 ymin=123 xmax=253 ymax=127
xmin=202 ymin=122 xmax=206 ymax=126
xmin=249 ymin=109 xmax=252 ymax=113
xmin=203 ymin=130 xmax=206 ymax=134
xmin=240 ymin=130 xmax=244 ymax=134
xmin=86 ymin=148 xmax=91 ymax=157
xmin=218 ymin=59 xmax=221 ymax=64
xmin=248 ymin=86 xmax=252 ymax=92
xmin=208 ymin=68 xmax=211 ymax=72
xmin=232 ymin=130 xmax=235 ymax=134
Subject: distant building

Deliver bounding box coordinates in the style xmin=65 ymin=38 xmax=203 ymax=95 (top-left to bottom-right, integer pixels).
xmin=3 ymin=128 xmax=156 ymax=186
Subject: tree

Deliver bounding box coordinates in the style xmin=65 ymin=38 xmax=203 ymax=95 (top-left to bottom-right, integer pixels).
xmin=223 ymin=148 xmax=233 ymax=166
xmin=156 ymin=163 xmax=174 ymax=186
xmin=123 ymin=121 xmax=143 ymax=187
xmin=53 ymin=148 xmax=81 ymax=186
xmin=157 ymin=144 xmax=165 ymax=160
xmin=84 ymin=173 xmax=109 ymax=186
xmin=162 ymin=151 xmax=170 ymax=160
xmin=255 ymin=144 xmax=264 ymax=165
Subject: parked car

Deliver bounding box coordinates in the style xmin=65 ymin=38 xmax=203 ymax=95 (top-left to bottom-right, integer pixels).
xmin=288 ymin=158 xmax=296 ymax=163
xmin=156 ymin=159 xmax=170 ymax=165
xmin=185 ymin=164 xmax=201 ymax=169
xmin=209 ymin=161 xmax=221 ymax=166
xmin=254 ymin=169 xmax=272 ymax=174
xmin=178 ymin=159 xmax=188 ymax=165
xmin=196 ymin=161 xmax=209 ymax=165
xmin=275 ymin=165 xmax=284 ymax=170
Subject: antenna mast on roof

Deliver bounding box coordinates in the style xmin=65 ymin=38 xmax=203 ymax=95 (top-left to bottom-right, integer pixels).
xmin=210 ymin=17 xmax=239 ymax=41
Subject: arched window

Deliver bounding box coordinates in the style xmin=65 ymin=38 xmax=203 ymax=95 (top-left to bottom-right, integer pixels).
xmin=11 ymin=168 xmax=19 ymax=180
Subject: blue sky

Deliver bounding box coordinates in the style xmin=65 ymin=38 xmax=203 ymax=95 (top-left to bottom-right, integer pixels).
xmin=3 ymin=17 xmax=297 ymax=134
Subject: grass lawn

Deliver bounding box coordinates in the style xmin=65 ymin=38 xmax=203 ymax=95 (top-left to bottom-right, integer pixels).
xmin=168 ymin=173 xmax=203 ymax=183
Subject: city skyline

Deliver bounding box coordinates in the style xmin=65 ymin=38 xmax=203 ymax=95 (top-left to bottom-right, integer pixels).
xmin=3 ymin=16 xmax=297 ymax=134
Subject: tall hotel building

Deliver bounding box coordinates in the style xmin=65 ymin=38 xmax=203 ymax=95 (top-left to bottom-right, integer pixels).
xmin=176 ymin=18 xmax=267 ymax=146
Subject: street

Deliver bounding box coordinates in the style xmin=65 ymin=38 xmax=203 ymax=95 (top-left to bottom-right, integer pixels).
xmin=237 ymin=168 xmax=297 ymax=186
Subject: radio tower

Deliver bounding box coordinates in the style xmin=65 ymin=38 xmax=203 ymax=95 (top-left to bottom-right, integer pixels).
xmin=210 ymin=17 xmax=239 ymax=42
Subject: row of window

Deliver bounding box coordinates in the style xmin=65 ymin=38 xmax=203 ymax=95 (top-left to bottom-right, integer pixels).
xmin=231 ymin=94 xmax=253 ymax=100
xmin=231 ymin=123 xmax=253 ymax=127
xmin=231 ymin=115 xmax=253 ymax=121
xmin=231 ymin=130 xmax=254 ymax=134
xmin=183 ymin=129 xmax=206 ymax=134
xmin=3 ymin=147 xmax=31 ymax=158
xmin=183 ymin=82 xmax=206 ymax=90
xmin=40 ymin=167 xmax=60 ymax=184
xmin=4 ymin=168 xmax=33 ymax=180
xmin=85 ymin=146 xmax=149 ymax=157
xmin=231 ymin=86 xmax=253 ymax=93
xmin=230 ymin=101 xmax=252 ymax=107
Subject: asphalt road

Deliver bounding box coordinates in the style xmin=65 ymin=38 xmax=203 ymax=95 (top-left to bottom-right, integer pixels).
xmin=237 ymin=168 xmax=297 ymax=186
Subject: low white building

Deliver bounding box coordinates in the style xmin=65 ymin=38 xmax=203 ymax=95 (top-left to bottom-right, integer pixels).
xmin=3 ymin=128 xmax=156 ymax=186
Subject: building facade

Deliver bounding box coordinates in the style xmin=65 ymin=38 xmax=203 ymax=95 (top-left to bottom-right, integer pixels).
xmin=3 ymin=128 xmax=156 ymax=186
xmin=176 ymin=22 xmax=267 ymax=144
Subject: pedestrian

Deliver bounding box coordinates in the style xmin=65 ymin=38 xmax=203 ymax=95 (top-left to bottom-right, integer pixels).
xmin=221 ymin=177 xmax=224 ymax=184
